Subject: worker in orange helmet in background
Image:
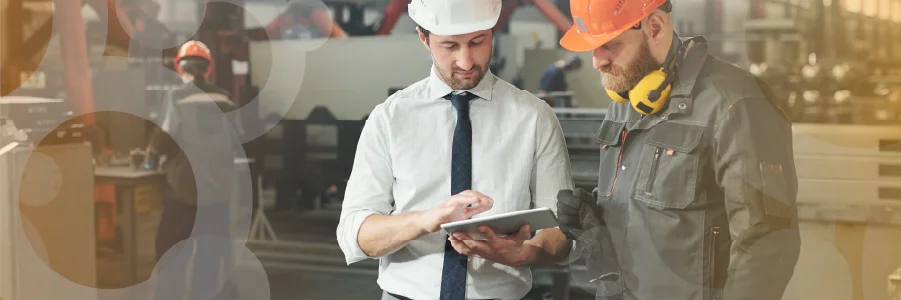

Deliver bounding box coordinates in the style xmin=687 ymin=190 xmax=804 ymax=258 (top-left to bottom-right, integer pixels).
xmin=174 ymin=40 xmax=216 ymax=80
xmin=553 ymin=1 xmax=800 ymax=300
xmin=147 ymin=40 xmax=240 ymax=300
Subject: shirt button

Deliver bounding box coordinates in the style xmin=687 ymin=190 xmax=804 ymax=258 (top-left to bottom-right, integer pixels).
xmin=621 ymin=165 xmax=627 ymax=170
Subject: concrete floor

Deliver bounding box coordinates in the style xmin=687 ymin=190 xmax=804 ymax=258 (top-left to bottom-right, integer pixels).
xmin=95 ymin=208 xmax=595 ymax=300
xmin=246 ymin=210 xmax=595 ymax=300
xmin=94 ymin=204 xmax=901 ymax=300
xmin=262 ymin=266 xmax=382 ymax=300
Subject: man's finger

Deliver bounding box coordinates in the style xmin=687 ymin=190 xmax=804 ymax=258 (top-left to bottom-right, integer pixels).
xmin=479 ymin=225 xmax=497 ymax=245
xmin=462 ymin=190 xmax=487 ymax=198
xmin=516 ymin=224 xmax=531 ymax=240
xmin=513 ymin=224 xmax=529 ymax=235
xmin=453 ymin=232 xmax=474 ymax=241
xmin=447 ymin=195 xmax=480 ymax=210
xmin=480 ymin=226 xmax=499 ymax=242
xmin=465 ymin=240 xmax=493 ymax=254
xmin=456 ymin=190 xmax=485 ymax=200
xmin=464 ymin=204 xmax=492 ymax=218
xmin=449 ymin=237 xmax=471 ymax=255
xmin=477 ymin=194 xmax=494 ymax=207
xmin=458 ymin=191 xmax=493 ymax=205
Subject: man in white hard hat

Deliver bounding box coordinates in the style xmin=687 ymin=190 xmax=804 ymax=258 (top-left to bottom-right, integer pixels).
xmin=336 ymin=0 xmax=575 ymax=299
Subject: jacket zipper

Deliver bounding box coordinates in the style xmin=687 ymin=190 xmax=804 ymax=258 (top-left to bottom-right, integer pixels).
xmin=645 ymin=147 xmax=662 ymax=195
xmin=607 ymin=130 xmax=629 ymax=197
xmin=709 ymin=226 xmax=721 ymax=300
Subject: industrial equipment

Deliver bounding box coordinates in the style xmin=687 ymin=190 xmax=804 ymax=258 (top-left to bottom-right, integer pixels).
xmin=538 ymin=91 xmax=576 ymax=108
xmin=1 ymin=96 xmax=96 ymax=299
xmin=0 ymin=96 xmax=83 ymax=146
xmin=554 ymin=107 xmax=606 ymax=190
xmin=261 ymin=106 xmax=364 ymax=211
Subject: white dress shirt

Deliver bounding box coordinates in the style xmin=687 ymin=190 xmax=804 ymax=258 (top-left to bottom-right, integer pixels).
xmin=336 ymin=66 xmax=574 ymax=300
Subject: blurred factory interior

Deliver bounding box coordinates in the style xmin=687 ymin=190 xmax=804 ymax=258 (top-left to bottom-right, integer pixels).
xmin=3 ymin=0 xmax=901 ymax=299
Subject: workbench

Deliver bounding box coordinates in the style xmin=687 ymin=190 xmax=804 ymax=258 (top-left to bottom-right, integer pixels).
xmin=94 ymin=166 xmax=164 ymax=286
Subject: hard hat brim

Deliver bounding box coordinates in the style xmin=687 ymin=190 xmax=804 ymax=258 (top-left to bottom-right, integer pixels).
xmin=559 ymin=19 xmax=642 ymax=52
xmin=417 ymin=18 xmax=499 ymax=36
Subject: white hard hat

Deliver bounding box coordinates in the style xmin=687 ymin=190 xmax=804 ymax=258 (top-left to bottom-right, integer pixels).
xmin=408 ymin=0 xmax=502 ymax=36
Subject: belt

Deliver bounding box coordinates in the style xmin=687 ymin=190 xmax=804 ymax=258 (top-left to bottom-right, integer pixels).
xmin=386 ymin=292 xmax=497 ymax=300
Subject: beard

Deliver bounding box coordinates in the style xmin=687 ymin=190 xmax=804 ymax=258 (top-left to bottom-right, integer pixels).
xmin=599 ymin=37 xmax=661 ymax=93
xmin=434 ymin=60 xmax=488 ymax=90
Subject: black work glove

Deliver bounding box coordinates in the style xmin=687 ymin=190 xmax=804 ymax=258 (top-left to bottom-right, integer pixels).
xmin=557 ymin=188 xmax=597 ymax=240
xmin=558 ymin=188 xmax=621 ymax=283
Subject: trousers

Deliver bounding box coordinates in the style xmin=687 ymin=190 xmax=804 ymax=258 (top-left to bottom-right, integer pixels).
xmin=154 ymin=199 xmax=232 ymax=300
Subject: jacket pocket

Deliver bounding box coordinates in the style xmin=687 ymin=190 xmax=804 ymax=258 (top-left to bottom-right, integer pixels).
xmin=595 ymin=120 xmax=627 ymax=200
xmin=635 ymin=122 xmax=705 ymax=209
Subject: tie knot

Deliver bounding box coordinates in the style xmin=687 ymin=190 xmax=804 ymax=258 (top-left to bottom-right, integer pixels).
xmin=446 ymin=92 xmax=477 ymax=112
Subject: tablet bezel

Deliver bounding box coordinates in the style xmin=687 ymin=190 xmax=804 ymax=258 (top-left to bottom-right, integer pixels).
xmin=440 ymin=207 xmax=559 ymax=240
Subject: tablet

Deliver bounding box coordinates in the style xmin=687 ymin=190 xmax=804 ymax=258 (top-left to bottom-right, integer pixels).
xmin=440 ymin=207 xmax=558 ymax=240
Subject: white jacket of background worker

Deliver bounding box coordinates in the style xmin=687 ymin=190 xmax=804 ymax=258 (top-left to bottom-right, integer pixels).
xmin=335 ymin=0 xmax=575 ymax=300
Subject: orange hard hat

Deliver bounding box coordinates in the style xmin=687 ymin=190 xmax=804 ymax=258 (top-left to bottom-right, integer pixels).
xmin=560 ymin=0 xmax=668 ymax=52
xmin=174 ymin=40 xmax=214 ymax=78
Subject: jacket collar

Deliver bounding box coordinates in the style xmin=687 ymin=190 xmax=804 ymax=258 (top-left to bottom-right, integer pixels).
xmin=663 ymin=36 xmax=709 ymax=116
xmin=427 ymin=65 xmax=496 ymax=101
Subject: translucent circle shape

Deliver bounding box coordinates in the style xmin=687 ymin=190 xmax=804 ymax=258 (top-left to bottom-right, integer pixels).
xmin=16 ymin=151 xmax=62 ymax=207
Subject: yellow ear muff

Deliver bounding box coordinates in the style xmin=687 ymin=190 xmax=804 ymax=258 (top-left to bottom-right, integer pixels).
xmin=629 ymin=69 xmax=672 ymax=115
xmin=605 ymin=89 xmax=629 ymax=103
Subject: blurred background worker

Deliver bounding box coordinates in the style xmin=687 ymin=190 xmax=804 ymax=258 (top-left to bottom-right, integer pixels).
xmin=146 ymin=40 xmax=240 ymax=300
xmin=538 ymin=55 xmax=582 ymax=95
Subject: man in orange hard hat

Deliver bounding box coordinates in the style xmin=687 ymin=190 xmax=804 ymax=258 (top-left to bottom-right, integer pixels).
xmin=553 ymin=1 xmax=801 ymax=300
xmin=148 ymin=40 xmax=240 ymax=300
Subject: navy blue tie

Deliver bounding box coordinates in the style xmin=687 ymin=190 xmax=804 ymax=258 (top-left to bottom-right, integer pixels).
xmin=441 ymin=92 xmax=478 ymax=300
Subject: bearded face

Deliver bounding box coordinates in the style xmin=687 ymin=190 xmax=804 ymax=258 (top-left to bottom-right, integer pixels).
xmin=599 ymin=36 xmax=662 ymax=94
xmin=433 ymin=58 xmax=488 ymax=91
xmin=422 ymin=29 xmax=494 ymax=91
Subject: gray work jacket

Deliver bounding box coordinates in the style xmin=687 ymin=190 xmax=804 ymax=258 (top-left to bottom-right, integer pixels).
xmin=150 ymin=82 xmax=239 ymax=206
xmin=585 ymin=36 xmax=801 ymax=300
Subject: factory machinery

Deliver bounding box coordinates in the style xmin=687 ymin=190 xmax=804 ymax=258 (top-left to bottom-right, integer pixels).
xmin=1 ymin=96 xmax=96 ymax=299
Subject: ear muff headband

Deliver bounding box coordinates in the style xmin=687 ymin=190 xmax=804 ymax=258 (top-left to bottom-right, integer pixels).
xmin=605 ymin=32 xmax=685 ymax=115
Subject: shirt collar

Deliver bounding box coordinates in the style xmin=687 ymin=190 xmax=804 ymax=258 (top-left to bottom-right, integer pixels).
xmin=427 ymin=65 xmax=495 ymax=101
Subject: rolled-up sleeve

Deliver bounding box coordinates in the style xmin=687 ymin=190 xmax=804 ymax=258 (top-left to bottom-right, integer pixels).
xmin=531 ymin=102 xmax=575 ymax=214
xmin=531 ymin=101 xmax=577 ymax=262
xmin=336 ymin=104 xmax=396 ymax=265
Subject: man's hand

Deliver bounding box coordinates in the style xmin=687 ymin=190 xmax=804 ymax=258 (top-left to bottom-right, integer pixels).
xmin=557 ymin=188 xmax=598 ymax=240
xmin=448 ymin=225 xmax=539 ymax=267
xmin=414 ymin=190 xmax=494 ymax=233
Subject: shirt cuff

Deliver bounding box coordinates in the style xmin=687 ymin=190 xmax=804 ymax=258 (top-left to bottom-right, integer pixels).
xmin=339 ymin=210 xmax=380 ymax=265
